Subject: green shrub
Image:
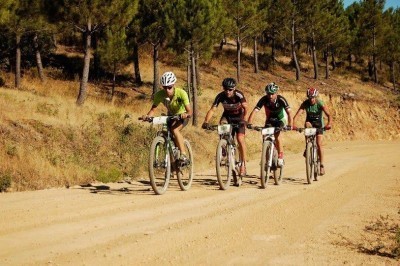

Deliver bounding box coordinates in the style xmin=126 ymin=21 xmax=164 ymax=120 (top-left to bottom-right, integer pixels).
xmin=0 ymin=172 xmax=12 ymax=192
xmin=96 ymin=167 xmax=122 ymax=183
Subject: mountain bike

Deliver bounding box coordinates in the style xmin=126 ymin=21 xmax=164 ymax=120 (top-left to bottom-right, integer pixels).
xmin=250 ymin=126 xmax=286 ymax=189
xmin=296 ymin=127 xmax=325 ymax=184
xmin=139 ymin=115 xmax=194 ymax=195
xmin=205 ymin=123 xmax=242 ymax=190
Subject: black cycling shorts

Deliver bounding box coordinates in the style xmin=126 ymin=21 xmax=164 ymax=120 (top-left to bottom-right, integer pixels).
xmin=220 ymin=116 xmax=246 ymax=135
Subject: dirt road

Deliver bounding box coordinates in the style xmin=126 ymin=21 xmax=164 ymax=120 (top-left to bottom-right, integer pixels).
xmin=1 ymin=141 xmax=399 ymax=265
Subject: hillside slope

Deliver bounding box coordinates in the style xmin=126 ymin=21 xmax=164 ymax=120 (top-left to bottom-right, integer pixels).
xmin=0 ymin=51 xmax=399 ymax=191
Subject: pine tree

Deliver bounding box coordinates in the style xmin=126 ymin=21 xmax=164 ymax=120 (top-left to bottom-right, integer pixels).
xmin=136 ymin=0 xmax=170 ymax=96
xmin=358 ymin=0 xmax=385 ymax=83
xmin=380 ymin=8 xmax=400 ymax=90
xmin=46 ymin=0 xmax=138 ymax=105
xmin=223 ymin=0 xmax=258 ymax=82
xmin=97 ymin=26 xmax=129 ymax=101
xmin=165 ymin=0 xmax=225 ymax=125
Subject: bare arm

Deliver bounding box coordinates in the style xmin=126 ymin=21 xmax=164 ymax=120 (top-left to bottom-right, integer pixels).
xmin=247 ymin=108 xmax=259 ymax=124
xmin=242 ymin=102 xmax=249 ymax=120
xmin=286 ymin=108 xmax=293 ymax=127
xmin=203 ymin=106 xmax=217 ymax=123
xmin=322 ymin=105 xmax=332 ymax=127
xmin=145 ymin=105 xmax=158 ymax=117
xmin=180 ymin=104 xmax=192 ymax=119
xmin=292 ymin=108 xmax=304 ymax=128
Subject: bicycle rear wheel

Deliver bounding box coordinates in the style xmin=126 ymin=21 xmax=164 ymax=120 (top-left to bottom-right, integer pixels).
xmin=260 ymin=141 xmax=273 ymax=189
xmin=149 ymin=136 xmax=171 ymax=195
xmin=216 ymin=139 xmax=232 ymax=190
xmin=177 ymin=139 xmax=194 ymax=191
xmin=305 ymin=142 xmax=314 ymax=184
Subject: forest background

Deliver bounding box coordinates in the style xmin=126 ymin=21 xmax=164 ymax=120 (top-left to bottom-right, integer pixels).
xmin=0 ymin=0 xmax=399 ymax=192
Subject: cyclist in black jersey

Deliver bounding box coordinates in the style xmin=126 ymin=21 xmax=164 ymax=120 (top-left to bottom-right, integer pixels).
xmin=247 ymin=82 xmax=293 ymax=167
xmin=292 ymin=88 xmax=332 ymax=175
xmin=202 ymin=78 xmax=249 ymax=176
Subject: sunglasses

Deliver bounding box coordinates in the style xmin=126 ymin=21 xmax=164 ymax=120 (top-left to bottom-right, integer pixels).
xmin=224 ymin=88 xmax=234 ymax=92
xmin=163 ymin=86 xmax=173 ymax=90
xmin=267 ymin=93 xmax=276 ymax=96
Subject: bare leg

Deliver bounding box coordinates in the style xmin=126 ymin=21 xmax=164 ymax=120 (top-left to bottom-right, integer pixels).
xmin=317 ymin=134 xmax=325 ymax=175
xmin=237 ymin=133 xmax=246 ymax=172
xmin=171 ymin=122 xmax=186 ymax=156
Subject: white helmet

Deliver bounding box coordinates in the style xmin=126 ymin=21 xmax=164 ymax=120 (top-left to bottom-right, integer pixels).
xmin=160 ymin=71 xmax=177 ymax=87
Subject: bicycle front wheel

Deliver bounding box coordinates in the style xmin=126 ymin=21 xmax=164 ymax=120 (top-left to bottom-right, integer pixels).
xmin=314 ymin=146 xmax=319 ymax=181
xmin=149 ymin=136 xmax=171 ymax=195
xmin=177 ymin=139 xmax=194 ymax=191
xmin=216 ymin=139 xmax=232 ymax=190
xmin=260 ymin=141 xmax=273 ymax=189
xmin=305 ymin=141 xmax=314 ymax=184
xmin=273 ymin=149 xmax=283 ymax=185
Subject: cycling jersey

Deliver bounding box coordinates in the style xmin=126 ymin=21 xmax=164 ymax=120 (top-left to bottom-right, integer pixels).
xmin=300 ymin=99 xmax=325 ymax=128
xmin=254 ymin=95 xmax=290 ymax=126
xmin=212 ymin=90 xmax=247 ymax=119
xmin=153 ymin=88 xmax=190 ymax=115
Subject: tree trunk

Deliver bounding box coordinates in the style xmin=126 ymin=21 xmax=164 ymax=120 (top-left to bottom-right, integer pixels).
xmin=311 ymin=33 xmax=318 ymax=79
xmin=92 ymin=33 xmax=100 ymax=80
xmin=291 ymin=19 xmax=300 ymax=81
xmin=253 ymin=37 xmax=259 ymax=73
xmin=34 ymin=33 xmax=45 ymax=82
xmin=111 ymin=61 xmax=116 ymax=100
xmin=348 ymin=52 xmax=352 ymax=68
xmin=368 ymin=60 xmax=374 ymax=78
xmin=219 ymin=35 xmax=226 ymax=50
xmin=324 ymin=50 xmax=329 ymax=79
xmin=372 ymin=29 xmax=378 ymax=83
xmin=132 ymin=39 xmax=142 ymax=85
xmin=152 ymin=43 xmax=159 ymax=96
xmin=187 ymin=51 xmax=191 ymax=96
xmin=191 ymin=49 xmax=198 ymax=126
xmin=236 ymin=37 xmax=241 ymax=83
xmin=331 ymin=52 xmax=336 ymax=71
xmin=15 ymin=32 xmax=21 ymax=89
xmin=195 ymin=51 xmax=200 ymax=89
xmin=391 ymin=61 xmax=396 ymax=91
xmin=76 ymin=21 xmax=92 ymax=106
xmin=271 ymin=29 xmax=276 ymax=67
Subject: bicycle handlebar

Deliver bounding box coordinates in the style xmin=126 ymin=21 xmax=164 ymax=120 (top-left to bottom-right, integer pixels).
xmin=203 ymin=123 xmax=241 ymax=131
xmin=294 ymin=127 xmax=330 ymax=133
xmin=139 ymin=114 xmax=191 ymax=123
xmin=249 ymin=125 xmax=288 ymax=132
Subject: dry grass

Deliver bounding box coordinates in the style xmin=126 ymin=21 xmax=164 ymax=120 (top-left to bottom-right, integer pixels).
xmin=0 ymin=45 xmax=399 ymax=191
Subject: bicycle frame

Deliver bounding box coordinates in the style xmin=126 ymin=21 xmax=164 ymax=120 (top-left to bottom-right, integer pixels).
xmin=207 ymin=123 xmax=241 ymax=189
xmin=140 ymin=115 xmax=194 ymax=194
xmin=253 ymin=126 xmax=284 ymax=188
xmin=217 ymin=124 xmax=238 ymax=172
xmin=153 ymin=117 xmax=179 ymax=163
xmin=261 ymin=127 xmax=277 ymax=170
xmin=300 ymin=127 xmax=322 ymax=184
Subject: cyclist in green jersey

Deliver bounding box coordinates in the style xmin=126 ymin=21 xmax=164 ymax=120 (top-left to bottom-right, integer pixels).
xmin=142 ymin=71 xmax=192 ymax=163
xmin=247 ymin=82 xmax=293 ymax=167
xmin=292 ymin=88 xmax=332 ymax=175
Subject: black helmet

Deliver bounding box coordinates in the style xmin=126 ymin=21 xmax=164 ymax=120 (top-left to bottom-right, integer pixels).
xmin=222 ymin=78 xmax=236 ymax=89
